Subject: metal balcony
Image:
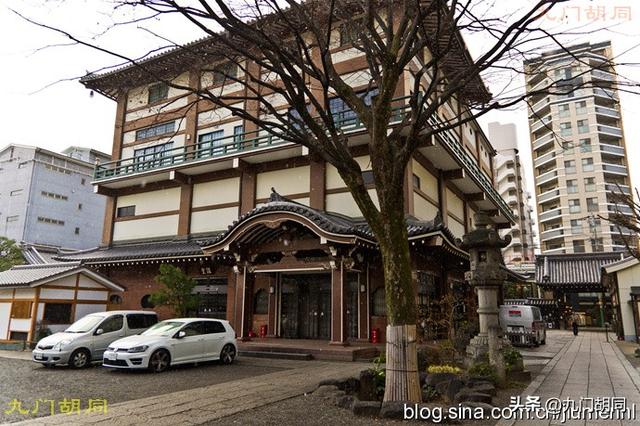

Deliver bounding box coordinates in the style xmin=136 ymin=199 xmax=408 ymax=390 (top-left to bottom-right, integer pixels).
xmin=532 ymin=133 xmax=554 ymax=151
xmin=537 ymin=188 xmax=561 ymax=204
xmin=594 ymin=87 xmax=618 ymax=100
xmin=540 ymin=228 xmax=565 ymax=241
xmin=595 ymin=106 xmax=620 ymax=119
xmin=533 ymin=151 xmax=556 ymax=168
xmin=602 ymin=163 xmax=628 ymax=175
xmin=536 ymin=170 xmax=558 ymax=186
xmin=597 ymin=125 xmax=623 ymax=137
xmin=538 ymin=207 xmax=563 ymax=222
xmin=599 ymin=143 xmax=625 ymax=156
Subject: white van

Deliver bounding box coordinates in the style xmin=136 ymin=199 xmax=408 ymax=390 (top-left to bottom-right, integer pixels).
xmin=32 ymin=310 xmax=158 ymax=368
xmin=499 ymin=305 xmax=546 ymax=346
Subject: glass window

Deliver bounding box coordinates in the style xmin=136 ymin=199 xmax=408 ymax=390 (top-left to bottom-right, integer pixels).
xmin=211 ymin=63 xmax=238 ymax=86
xmin=180 ymin=321 xmax=205 ymax=337
xmin=148 ymin=83 xmax=169 ymax=104
xmin=198 ymin=130 xmax=225 ymax=156
xmin=362 ymin=170 xmax=374 ymax=186
xmin=233 ymin=125 xmax=244 ymax=143
xmin=579 ymin=138 xmax=591 ymax=152
xmin=116 ymin=206 xmax=135 ymax=218
xmin=571 ymin=219 xmax=582 ymax=234
xmin=412 ymin=174 xmax=421 ymax=189
xmin=140 ymin=294 xmax=155 ymax=309
xmin=569 ymin=199 xmax=581 ymax=213
xmin=562 ymin=141 xmax=574 ymax=154
xmin=584 ymin=177 xmax=596 ymax=192
xmin=135 ymin=121 xmax=175 ymax=140
xmin=575 ymin=101 xmax=587 ymax=114
xmin=566 ymin=179 xmax=578 ymax=193
xmin=587 ymin=197 xmax=599 ymax=212
xmin=372 ymin=287 xmax=386 ymax=316
xmin=43 ymin=303 xmax=72 ymax=324
xmin=254 ymin=289 xmax=268 ymax=315
xmin=329 ymin=88 xmax=378 ymax=127
xmin=565 ymin=160 xmax=576 ymax=174
xmin=573 ymin=240 xmax=586 ymax=253
xmin=127 ymin=314 xmax=158 ymax=330
xmin=582 ymin=158 xmax=594 ymax=172
xmin=558 ymin=104 xmax=570 ymax=117
xmin=339 ymin=24 xmax=359 ymax=46
xmin=591 ymin=238 xmax=604 ymax=252
xmin=577 ymin=119 xmax=589 ymax=134
xmin=560 ymin=122 xmax=572 ymax=136
xmin=203 ymin=321 xmax=226 ymax=334
xmin=133 ymin=141 xmax=175 ymax=168
xmin=99 ymin=315 xmax=124 ymax=334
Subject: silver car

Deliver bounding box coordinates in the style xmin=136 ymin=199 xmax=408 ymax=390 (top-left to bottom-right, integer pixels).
xmin=32 ymin=310 xmax=158 ymax=368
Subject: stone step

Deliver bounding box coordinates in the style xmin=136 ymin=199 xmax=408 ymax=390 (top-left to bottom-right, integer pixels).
xmin=239 ymin=350 xmax=313 ymax=361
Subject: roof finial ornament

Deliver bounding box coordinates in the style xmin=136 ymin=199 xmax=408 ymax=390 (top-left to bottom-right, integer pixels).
xmin=269 ymin=187 xmax=286 ymax=203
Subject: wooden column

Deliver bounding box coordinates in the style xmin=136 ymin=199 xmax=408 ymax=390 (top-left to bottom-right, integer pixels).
xmin=240 ymin=168 xmax=257 ymax=214
xmin=309 ymin=157 xmax=326 ymax=210
xmin=101 ymin=197 xmax=117 ymax=245
xmin=234 ymin=264 xmax=254 ymax=340
xmin=438 ymin=172 xmax=449 ymax=226
xmin=177 ymin=184 xmax=193 ymax=236
xmin=267 ymin=273 xmax=278 ymax=337
xmin=403 ymin=159 xmax=414 ymax=216
xmin=330 ymin=260 xmax=348 ymax=345
xmin=358 ymin=267 xmax=369 ymax=340
xmin=27 ymin=288 xmax=40 ymax=342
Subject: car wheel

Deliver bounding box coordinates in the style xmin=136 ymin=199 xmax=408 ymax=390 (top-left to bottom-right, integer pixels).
xmin=148 ymin=349 xmax=170 ymax=373
xmin=220 ymin=344 xmax=236 ymax=365
xmin=69 ymin=349 xmax=91 ymax=369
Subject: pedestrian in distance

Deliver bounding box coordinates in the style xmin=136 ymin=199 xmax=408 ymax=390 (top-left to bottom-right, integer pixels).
xmin=572 ymin=320 xmax=579 ymax=336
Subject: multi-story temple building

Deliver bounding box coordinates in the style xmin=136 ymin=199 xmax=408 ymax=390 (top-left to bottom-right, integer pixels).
xmin=57 ymin=21 xmax=514 ymax=344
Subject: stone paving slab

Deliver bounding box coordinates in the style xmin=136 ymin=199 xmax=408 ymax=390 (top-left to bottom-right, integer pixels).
xmin=15 ymin=360 xmax=368 ymax=425
xmin=497 ymin=332 xmax=640 ymax=426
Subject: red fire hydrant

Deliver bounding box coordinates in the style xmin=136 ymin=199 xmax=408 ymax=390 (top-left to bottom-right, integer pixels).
xmin=259 ymin=324 xmax=268 ymax=338
xmin=371 ymin=328 xmax=380 ymax=344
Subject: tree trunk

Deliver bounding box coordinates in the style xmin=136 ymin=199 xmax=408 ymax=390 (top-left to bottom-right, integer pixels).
xmin=378 ymin=204 xmax=421 ymax=402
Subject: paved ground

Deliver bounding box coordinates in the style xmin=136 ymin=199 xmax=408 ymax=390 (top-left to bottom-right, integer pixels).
xmin=0 ymin=355 xmax=292 ymax=424
xmin=12 ymin=359 xmax=368 ymax=425
xmin=498 ymin=331 xmax=640 ymax=426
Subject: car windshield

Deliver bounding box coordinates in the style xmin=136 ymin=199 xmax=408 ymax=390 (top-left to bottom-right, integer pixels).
xmin=141 ymin=321 xmax=185 ymax=336
xmin=65 ymin=315 xmax=103 ymax=333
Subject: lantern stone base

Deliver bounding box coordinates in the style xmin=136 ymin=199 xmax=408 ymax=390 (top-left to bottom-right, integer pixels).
xmin=464 ymin=334 xmax=511 ymax=366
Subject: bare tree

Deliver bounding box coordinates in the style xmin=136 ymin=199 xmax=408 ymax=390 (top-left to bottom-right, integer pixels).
xmin=606 ymin=187 xmax=640 ymax=259
xmin=16 ymin=0 xmax=639 ymax=401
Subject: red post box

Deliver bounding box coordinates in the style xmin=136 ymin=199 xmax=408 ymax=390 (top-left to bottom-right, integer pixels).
xmin=259 ymin=324 xmax=268 ymax=338
xmin=371 ymin=328 xmax=380 ymax=344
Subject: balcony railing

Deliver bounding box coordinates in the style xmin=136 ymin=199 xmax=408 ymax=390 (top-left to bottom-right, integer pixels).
xmin=605 ymin=183 xmax=630 ymax=194
xmin=540 ymin=228 xmax=565 ymax=241
xmin=597 ymin=125 xmax=623 ymax=137
xmin=538 ymin=207 xmax=563 ymax=222
xmin=607 ymin=204 xmax=633 ymax=215
xmin=533 ymin=151 xmax=556 ymax=168
xmin=530 ymin=115 xmax=552 ymax=133
xmin=93 ymin=95 xmax=515 ymax=222
xmin=537 ymin=170 xmax=558 ymax=185
xmin=595 ymin=106 xmax=620 ymax=119
xmin=532 ymin=133 xmax=554 ymax=150
xmin=591 ymin=69 xmax=615 ymax=81
xmin=538 ymin=188 xmax=561 ymax=203
xmin=594 ymin=87 xmax=618 ymax=100
xmin=600 ymin=143 xmax=625 ymax=156
xmin=602 ymin=164 xmax=628 ymax=175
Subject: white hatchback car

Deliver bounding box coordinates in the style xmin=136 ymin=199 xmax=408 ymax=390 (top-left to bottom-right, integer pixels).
xmin=102 ymin=318 xmax=237 ymax=372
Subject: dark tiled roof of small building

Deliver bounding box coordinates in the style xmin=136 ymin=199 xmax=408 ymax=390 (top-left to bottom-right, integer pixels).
xmin=535 ymin=252 xmax=623 ymax=286
xmin=55 ymin=240 xmax=207 ymax=263
xmin=0 ymin=263 xmax=81 ymax=287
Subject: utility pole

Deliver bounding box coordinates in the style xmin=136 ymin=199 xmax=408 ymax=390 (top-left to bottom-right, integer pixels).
xmin=588 ymin=214 xmax=606 ymax=327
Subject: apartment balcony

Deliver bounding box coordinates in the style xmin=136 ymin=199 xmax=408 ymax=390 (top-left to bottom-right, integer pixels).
xmin=537 ymin=188 xmax=561 ymax=204
xmin=591 ymin=69 xmax=615 ymax=82
xmin=543 ymin=247 xmax=566 ymax=255
xmin=595 ymin=106 xmax=620 ymax=119
xmin=504 ymin=193 xmax=518 ymax=206
xmin=532 ymin=133 xmax=554 ymax=151
xmin=597 ymin=125 xmax=623 ymax=139
xmin=540 ymin=227 xmax=565 ymax=242
xmin=607 ymin=203 xmax=634 ymax=215
xmin=594 ymin=87 xmax=618 ymax=101
xmin=536 ymin=169 xmax=559 ymax=186
xmin=599 ymin=143 xmax=625 ymax=156
xmin=605 ymin=183 xmax=630 ymax=194
xmin=538 ymin=207 xmax=563 ymax=223
xmin=93 ymin=95 xmax=516 ymax=224
xmin=529 ymin=96 xmax=551 ymax=116
xmin=602 ymin=163 xmax=628 ymax=176
xmin=533 ymin=151 xmax=556 ymax=168
xmin=530 ymin=115 xmax=553 ymax=133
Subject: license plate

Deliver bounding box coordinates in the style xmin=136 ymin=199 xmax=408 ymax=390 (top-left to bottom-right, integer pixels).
xmin=34 ymin=352 xmax=43 ymax=360
xmin=106 ymin=352 xmax=117 ymax=361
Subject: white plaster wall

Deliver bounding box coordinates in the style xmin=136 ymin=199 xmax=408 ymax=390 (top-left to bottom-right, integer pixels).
xmin=190 ymin=207 xmax=240 ymax=234
xmin=192 ymin=177 xmax=241 ymax=208
xmin=40 ymin=289 xmax=75 ymax=300
xmin=10 ymin=319 xmax=31 ymax=332
xmin=617 ymin=266 xmax=640 ymax=340
xmin=414 ymin=194 xmax=439 ymax=221
xmin=126 ymin=97 xmax=189 ymax=122
xmin=14 ymin=288 xmax=36 ymax=298
xmin=448 ymin=217 xmax=466 ymax=239
xmin=78 ymin=276 xmax=105 ymax=289
xmin=113 ymin=215 xmax=179 ymax=241
xmin=77 ymin=290 xmax=108 ymax=301
xmin=0 ymin=303 xmax=10 ymax=339
xmin=126 ymin=72 xmax=190 ymax=111
xmin=116 ymin=188 xmax=181 ymax=215
xmin=326 ymin=156 xmax=372 ymax=190
xmin=446 ymin=189 xmax=464 ymax=219
xmin=325 ymin=189 xmax=378 ymax=217
xmin=412 ymin=160 xmax=438 ymax=201
xmin=331 ymin=47 xmax=362 ymax=64
xmin=256 ymin=166 xmax=310 ymax=199
xmin=53 ymin=275 xmax=76 ymax=287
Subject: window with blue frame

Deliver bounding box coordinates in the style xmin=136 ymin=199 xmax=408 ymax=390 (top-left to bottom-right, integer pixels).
xmin=329 ymin=88 xmax=378 ymax=128
xmin=133 ymin=142 xmax=175 ymax=170
xmin=198 ymin=130 xmax=225 ymax=157
xmin=233 ymin=125 xmax=244 ymax=145
xmin=135 ymin=121 xmax=175 ymax=140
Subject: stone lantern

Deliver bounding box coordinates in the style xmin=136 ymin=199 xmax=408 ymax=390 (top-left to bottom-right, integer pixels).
xmin=461 ymin=211 xmax=511 ymax=363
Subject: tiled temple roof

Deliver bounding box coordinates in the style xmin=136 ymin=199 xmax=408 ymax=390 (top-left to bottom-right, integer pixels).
xmin=535 ymin=252 xmax=623 ymax=287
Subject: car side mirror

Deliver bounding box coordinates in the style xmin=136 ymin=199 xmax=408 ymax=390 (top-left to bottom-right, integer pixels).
xmin=95 ymin=328 xmax=104 ymax=336
xmin=175 ymin=330 xmax=186 ymax=339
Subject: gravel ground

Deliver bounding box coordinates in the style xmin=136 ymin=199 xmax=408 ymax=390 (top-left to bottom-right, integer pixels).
xmin=0 ymin=356 xmax=286 ymax=423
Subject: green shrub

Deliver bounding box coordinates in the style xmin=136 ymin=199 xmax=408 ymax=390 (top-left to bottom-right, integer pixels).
xmin=468 ymin=362 xmax=498 ymax=383
xmin=417 ymin=346 xmax=442 ymax=371
xmin=370 ymin=353 xmax=386 ymax=399
xmin=427 ymin=364 xmax=462 ymax=374
xmin=422 ymin=385 xmax=440 ymax=401
xmin=503 ymin=347 xmax=523 ymax=372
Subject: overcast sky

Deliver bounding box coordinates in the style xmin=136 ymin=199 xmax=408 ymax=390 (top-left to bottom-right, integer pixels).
xmin=1 ymin=0 xmax=639 ymax=244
